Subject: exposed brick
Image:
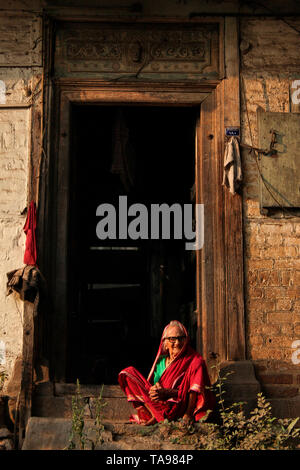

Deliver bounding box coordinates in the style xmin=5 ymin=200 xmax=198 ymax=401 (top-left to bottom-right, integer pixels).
xmin=267 ymin=312 xmax=293 ymax=323
xmin=264 ymin=287 xmax=286 ymax=299
xmin=274 ymin=259 xmax=300 ymax=269
xmin=244 ymin=200 xmax=262 ymax=218
xmin=282 ymin=237 xmax=300 ymax=247
xmin=280 ymin=323 xmax=295 ymax=336
xmin=261 ymin=385 xmax=299 ymax=398
xmin=248 ymin=270 xmax=258 ymax=286
xmin=258 ymin=374 xmax=293 ymax=385
xmin=245 ymin=244 xmax=261 ymax=258
xmin=262 ymin=246 xmax=298 ymax=259
xmin=257 ymin=270 xmax=280 ymax=286
xmin=248 ymin=286 xmax=264 ymax=298
xmin=247 ymin=299 xmax=276 ymax=312
xmin=248 ymin=323 xmax=280 ymax=336
xmin=266 ymin=337 xmax=294 ymax=348
xmin=276 ymin=299 xmax=293 ymax=311
xmin=286 ymin=286 xmax=300 ymax=299
xmin=246 ymin=260 xmax=274 ymax=271
xmin=248 ymin=335 xmax=264 ymax=346
xmin=280 ymin=270 xmax=294 ymax=286
xmin=249 ymin=346 xmax=292 ymax=361
xmin=259 ymin=223 xmax=294 ymax=236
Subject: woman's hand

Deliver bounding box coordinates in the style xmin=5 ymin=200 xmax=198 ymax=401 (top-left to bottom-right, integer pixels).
xmin=149 ymin=383 xmax=168 ymax=402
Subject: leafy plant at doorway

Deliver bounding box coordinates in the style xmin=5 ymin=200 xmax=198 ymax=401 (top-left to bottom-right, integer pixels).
xmin=134 ymin=362 xmax=300 ymax=450
xmin=67 ymin=380 xmax=107 ymax=450
xmin=68 ymin=379 xmax=86 ymax=450
xmin=93 ymin=385 xmax=107 ymax=447
xmin=156 ymin=362 xmax=300 ymax=450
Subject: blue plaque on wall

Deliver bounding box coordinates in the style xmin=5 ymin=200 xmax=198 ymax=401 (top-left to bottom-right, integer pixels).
xmin=225 ymin=127 xmax=240 ymax=137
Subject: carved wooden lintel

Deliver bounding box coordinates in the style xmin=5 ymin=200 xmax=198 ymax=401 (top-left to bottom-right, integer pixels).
xmin=54 ymin=22 xmax=221 ymax=79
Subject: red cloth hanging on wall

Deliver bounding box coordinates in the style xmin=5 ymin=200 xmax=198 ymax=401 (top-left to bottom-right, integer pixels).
xmin=23 ymin=201 xmax=37 ymax=266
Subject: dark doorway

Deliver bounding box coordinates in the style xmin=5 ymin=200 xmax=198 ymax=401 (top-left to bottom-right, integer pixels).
xmin=67 ymin=105 xmax=197 ymax=384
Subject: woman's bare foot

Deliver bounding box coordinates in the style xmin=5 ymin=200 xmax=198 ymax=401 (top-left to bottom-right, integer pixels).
xmin=143 ymin=416 xmax=157 ymax=426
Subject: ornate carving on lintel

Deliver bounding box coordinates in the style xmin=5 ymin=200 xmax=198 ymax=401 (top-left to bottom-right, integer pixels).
xmin=54 ymin=23 xmax=220 ymax=79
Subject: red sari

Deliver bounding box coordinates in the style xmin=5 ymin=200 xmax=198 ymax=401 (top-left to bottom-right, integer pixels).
xmin=118 ymin=321 xmax=215 ymax=423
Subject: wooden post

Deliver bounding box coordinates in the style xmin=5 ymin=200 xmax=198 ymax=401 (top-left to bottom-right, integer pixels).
xmin=223 ymin=17 xmax=246 ymax=360
xmin=18 ymin=301 xmax=35 ymax=448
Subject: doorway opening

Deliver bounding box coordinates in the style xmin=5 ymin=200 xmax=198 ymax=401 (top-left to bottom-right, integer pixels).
xmin=67 ymin=104 xmax=198 ymax=384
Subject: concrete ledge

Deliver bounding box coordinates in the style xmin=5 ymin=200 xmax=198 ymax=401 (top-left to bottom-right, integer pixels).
xmin=32 ymin=394 xmax=135 ymax=421
xmin=54 ymin=383 xmax=124 ymax=398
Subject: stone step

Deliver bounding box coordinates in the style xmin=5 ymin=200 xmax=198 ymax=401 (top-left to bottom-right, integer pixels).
xmin=32 ymin=383 xmax=135 ymax=421
xmin=22 ymin=417 xmax=194 ymax=451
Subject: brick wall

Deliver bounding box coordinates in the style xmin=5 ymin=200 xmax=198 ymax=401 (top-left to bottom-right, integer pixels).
xmin=241 ymin=17 xmax=300 ymax=397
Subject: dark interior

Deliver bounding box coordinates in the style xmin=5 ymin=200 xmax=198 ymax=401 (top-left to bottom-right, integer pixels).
xmin=67 ymin=104 xmax=197 ymax=384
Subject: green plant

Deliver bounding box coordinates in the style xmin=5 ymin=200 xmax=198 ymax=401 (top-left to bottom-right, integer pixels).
xmin=93 ymin=384 xmax=107 ymax=446
xmin=157 ymin=362 xmax=300 ymax=450
xmin=68 ymin=379 xmax=86 ymax=450
xmin=208 ymin=362 xmax=300 ymax=450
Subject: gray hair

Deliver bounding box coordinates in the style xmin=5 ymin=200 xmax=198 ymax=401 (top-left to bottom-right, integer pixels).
xmin=163 ymin=320 xmax=186 ymax=339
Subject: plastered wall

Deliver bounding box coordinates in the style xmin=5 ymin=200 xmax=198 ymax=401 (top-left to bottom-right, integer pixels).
xmin=0 ymin=11 xmax=42 ymax=392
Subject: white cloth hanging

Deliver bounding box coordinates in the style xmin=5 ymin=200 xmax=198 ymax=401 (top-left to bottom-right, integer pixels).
xmin=222 ymin=136 xmax=242 ymax=194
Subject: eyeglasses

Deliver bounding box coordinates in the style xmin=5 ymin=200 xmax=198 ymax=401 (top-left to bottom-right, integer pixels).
xmin=164 ymin=336 xmax=186 ymax=343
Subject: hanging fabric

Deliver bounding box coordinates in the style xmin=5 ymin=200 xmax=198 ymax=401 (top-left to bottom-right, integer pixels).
xmin=23 ymin=200 xmax=37 ymax=266
xmin=222 ymin=136 xmax=242 ymax=195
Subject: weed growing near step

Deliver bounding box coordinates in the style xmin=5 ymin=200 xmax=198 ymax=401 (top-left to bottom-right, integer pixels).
xmin=68 ymin=379 xmax=86 ymax=450
xmin=93 ymin=384 xmax=107 ymax=446
xmin=67 ymin=380 xmax=108 ymax=450
xmin=154 ymin=362 xmax=300 ymax=450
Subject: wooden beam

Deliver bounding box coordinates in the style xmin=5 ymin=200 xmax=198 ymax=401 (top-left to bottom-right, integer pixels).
xmin=223 ymin=17 xmax=245 ymax=360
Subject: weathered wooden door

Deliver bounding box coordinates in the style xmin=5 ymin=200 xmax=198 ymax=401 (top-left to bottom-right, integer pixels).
xmin=66 ymin=104 xmax=198 ymax=384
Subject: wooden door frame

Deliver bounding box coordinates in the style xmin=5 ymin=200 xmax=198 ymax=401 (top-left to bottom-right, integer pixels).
xmin=38 ymin=17 xmax=245 ymax=382
xmin=49 ymin=82 xmax=244 ymax=381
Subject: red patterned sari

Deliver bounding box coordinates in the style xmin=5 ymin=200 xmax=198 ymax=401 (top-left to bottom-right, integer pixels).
xmin=118 ymin=321 xmax=215 ymax=423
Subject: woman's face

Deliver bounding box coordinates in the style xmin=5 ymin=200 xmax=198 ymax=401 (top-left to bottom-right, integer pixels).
xmin=164 ymin=325 xmax=186 ymax=359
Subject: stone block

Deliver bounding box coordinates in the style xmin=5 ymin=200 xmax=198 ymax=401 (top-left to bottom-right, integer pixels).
xmin=218 ymin=361 xmax=261 ymax=403
xmin=22 ymin=417 xmax=72 ymax=450
xmin=268 ymin=397 xmax=300 ymax=420
xmin=90 ymin=397 xmax=135 ymax=421
xmin=258 ymin=374 xmax=293 ymax=385
xmin=33 ymin=381 xmax=54 ymax=397
xmin=261 ymin=385 xmax=299 ymax=399
xmin=54 ymin=383 xmax=124 ymax=398
xmin=32 ymin=396 xmax=73 ymax=419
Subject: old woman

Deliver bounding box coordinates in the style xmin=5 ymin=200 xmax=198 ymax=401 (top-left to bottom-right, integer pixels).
xmin=118 ymin=320 xmax=215 ymax=425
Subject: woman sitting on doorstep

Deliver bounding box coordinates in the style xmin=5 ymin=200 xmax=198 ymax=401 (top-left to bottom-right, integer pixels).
xmin=118 ymin=320 xmax=215 ymax=426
